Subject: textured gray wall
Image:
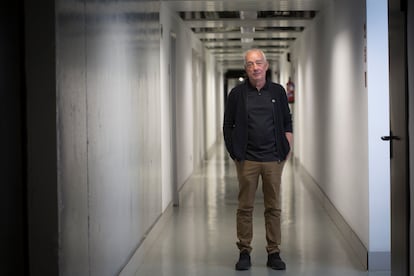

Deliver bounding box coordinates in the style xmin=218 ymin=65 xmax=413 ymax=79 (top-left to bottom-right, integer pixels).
xmin=56 ymin=2 xmax=161 ymax=275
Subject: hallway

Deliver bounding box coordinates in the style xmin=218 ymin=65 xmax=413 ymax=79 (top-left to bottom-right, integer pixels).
xmin=3 ymin=1 xmax=414 ymax=275
xmin=129 ymin=142 xmax=390 ymax=276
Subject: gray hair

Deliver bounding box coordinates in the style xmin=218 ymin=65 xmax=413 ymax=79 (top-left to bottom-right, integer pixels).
xmin=244 ymin=48 xmax=267 ymax=63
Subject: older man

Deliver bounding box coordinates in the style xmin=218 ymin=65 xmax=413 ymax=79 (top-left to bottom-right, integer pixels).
xmin=223 ymin=48 xmax=293 ymax=271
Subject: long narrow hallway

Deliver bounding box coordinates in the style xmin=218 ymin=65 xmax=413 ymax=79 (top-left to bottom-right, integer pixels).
xmin=132 ymin=142 xmax=390 ymax=276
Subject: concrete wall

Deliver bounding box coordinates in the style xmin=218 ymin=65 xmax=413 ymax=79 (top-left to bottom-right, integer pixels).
xmin=22 ymin=1 xmax=221 ymax=274
xmin=119 ymin=5 xmax=222 ymax=275
xmin=285 ymin=0 xmax=390 ymax=269
xmin=56 ymin=1 xmax=162 ymax=275
xmin=53 ymin=1 xmax=220 ymax=275
xmin=205 ymin=54 xmax=222 ymax=151
xmin=159 ymin=4 xmax=222 ymax=209
xmin=160 ymin=4 xmax=198 ymax=207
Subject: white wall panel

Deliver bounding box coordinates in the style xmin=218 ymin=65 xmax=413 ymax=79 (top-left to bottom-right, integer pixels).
xmin=160 ymin=4 xmax=217 ymax=210
xmin=285 ymin=0 xmax=390 ymax=266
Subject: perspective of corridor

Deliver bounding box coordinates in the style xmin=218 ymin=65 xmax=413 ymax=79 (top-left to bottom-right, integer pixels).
xmin=2 ymin=0 xmax=413 ymax=276
xmin=122 ymin=140 xmax=390 ymax=276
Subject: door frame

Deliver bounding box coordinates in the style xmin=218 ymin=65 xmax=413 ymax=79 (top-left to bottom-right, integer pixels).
xmin=387 ymin=0 xmax=410 ymax=275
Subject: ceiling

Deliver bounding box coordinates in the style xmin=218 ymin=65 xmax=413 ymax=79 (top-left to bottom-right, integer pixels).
xmin=163 ymin=0 xmax=328 ymax=69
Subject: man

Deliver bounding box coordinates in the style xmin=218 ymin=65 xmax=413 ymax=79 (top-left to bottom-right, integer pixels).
xmin=223 ymin=48 xmax=293 ymax=271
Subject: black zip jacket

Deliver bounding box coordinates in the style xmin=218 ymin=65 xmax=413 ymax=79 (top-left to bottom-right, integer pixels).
xmin=223 ymin=80 xmax=293 ymax=161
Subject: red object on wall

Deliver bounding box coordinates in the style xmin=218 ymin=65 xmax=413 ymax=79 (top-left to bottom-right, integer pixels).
xmin=286 ymin=78 xmax=295 ymax=103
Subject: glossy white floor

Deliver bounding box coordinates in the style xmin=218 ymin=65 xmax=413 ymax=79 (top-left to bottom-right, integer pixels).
xmin=133 ymin=143 xmax=390 ymax=276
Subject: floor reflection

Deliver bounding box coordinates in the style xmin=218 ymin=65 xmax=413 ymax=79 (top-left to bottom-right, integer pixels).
xmin=134 ymin=141 xmax=390 ymax=276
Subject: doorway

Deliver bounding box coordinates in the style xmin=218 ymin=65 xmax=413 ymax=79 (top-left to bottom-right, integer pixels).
xmin=387 ymin=0 xmax=410 ymax=275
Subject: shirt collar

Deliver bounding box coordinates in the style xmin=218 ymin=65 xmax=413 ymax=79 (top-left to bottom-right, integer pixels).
xmin=245 ymin=79 xmax=270 ymax=91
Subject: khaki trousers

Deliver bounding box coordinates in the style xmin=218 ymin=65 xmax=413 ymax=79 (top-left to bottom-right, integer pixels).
xmin=235 ymin=160 xmax=285 ymax=254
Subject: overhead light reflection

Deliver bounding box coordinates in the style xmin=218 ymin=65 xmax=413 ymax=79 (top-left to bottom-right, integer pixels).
xmin=241 ymin=37 xmax=254 ymax=43
xmin=240 ymin=11 xmax=257 ymax=45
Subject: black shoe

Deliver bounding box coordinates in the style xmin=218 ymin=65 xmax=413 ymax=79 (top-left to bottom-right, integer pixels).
xmin=235 ymin=251 xmax=251 ymax=270
xmin=267 ymin=252 xmax=286 ymax=270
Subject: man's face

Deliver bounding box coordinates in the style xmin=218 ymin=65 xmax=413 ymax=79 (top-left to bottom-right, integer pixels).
xmin=244 ymin=51 xmax=269 ymax=84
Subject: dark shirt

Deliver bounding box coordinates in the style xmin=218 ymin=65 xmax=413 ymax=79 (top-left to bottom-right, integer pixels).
xmin=246 ymin=88 xmax=279 ymax=161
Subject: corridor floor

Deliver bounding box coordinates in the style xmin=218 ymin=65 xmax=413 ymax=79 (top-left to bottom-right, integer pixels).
xmin=133 ymin=143 xmax=390 ymax=276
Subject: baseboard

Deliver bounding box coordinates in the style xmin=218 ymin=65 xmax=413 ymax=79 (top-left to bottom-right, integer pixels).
xmin=296 ymin=158 xmax=369 ymax=270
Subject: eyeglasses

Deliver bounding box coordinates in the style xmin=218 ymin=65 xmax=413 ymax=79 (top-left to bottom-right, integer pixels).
xmin=245 ymin=60 xmax=266 ymax=69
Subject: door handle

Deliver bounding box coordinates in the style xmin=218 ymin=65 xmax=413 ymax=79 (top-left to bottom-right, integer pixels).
xmin=381 ymin=135 xmax=400 ymax=141
xmin=381 ymin=132 xmax=400 ymax=159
